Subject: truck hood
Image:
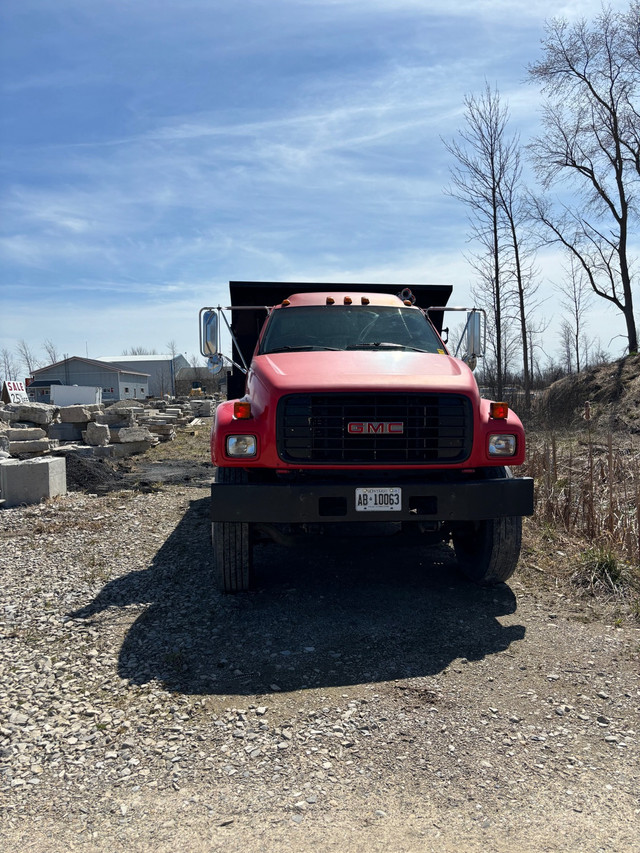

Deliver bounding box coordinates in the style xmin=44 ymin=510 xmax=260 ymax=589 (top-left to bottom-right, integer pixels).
xmin=250 ymin=350 xmax=477 ymax=396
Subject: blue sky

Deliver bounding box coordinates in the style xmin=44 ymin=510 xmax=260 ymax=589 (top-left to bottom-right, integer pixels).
xmin=0 ymin=0 xmax=634 ymax=375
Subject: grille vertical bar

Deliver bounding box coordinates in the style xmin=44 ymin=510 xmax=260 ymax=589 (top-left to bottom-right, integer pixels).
xmin=278 ymin=393 xmax=473 ymax=464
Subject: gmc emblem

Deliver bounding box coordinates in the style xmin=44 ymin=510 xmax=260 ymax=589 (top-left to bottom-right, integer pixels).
xmin=347 ymin=422 xmax=404 ymax=435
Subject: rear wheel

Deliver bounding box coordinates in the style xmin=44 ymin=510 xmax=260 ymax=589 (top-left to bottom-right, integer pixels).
xmin=212 ymin=467 xmax=253 ymax=593
xmin=450 ymin=468 xmax=522 ymax=585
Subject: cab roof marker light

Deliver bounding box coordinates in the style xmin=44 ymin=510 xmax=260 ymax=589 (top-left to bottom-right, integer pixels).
xmin=361 ymin=297 xmax=370 ymax=305
xmin=490 ymin=402 xmax=509 ymax=419
xmin=403 ymin=299 xmax=413 ymax=306
xmin=282 ymin=299 xmax=290 ymax=307
xmin=326 ymin=297 xmax=335 ymax=305
xmin=344 ymin=296 xmax=352 ymax=304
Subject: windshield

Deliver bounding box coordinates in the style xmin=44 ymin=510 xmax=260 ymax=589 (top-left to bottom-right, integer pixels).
xmin=259 ymin=305 xmax=445 ymax=355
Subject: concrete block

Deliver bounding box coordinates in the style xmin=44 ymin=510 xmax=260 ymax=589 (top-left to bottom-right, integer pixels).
xmin=0 ymin=457 xmax=66 ymax=507
xmin=8 ymin=439 xmax=52 ymax=455
xmin=94 ymin=411 xmax=129 ymax=425
xmin=11 ymin=403 xmax=58 ymax=425
xmin=58 ymin=405 xmax=94 ymax=424
xmin=7 ymin=428 xmax=47 ymax=441
xmin=48 ymin=423 xmax=84 ymax=442
xmin=110 ymin=440 xmax=154 ymax=457
xmin=55 ymin=445 xmax=97 ymax=458
xmin=93 ymin=446 xmax=115 ymax=458
xmin=116 ymin=426 xmax=156 ymax=443
xmin=84 ymin=422 xmax=110 ymax=446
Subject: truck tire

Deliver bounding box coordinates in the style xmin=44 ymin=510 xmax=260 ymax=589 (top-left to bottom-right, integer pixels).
xmin=212 ymin=467 xmax=253 ymax=593
xmin=451 ymin=467 xmax=523 ymax=585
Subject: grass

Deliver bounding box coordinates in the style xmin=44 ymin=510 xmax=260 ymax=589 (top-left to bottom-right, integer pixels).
xmin=522 ymin=426 xmax=640 ymax=607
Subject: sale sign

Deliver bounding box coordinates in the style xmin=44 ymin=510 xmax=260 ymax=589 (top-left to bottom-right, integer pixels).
xmin=1 ymin=380 xmax=30 ymax=404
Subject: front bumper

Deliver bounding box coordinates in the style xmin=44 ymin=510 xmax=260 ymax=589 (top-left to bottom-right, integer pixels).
xmin=210 ymin=476 xmax=534 ymax=523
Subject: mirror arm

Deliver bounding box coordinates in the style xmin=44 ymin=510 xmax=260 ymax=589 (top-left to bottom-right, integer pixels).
xmin=200 ymin=305 xmax=270 ymax=375
xmin=426 ymin=306 xmax=486 ymax=370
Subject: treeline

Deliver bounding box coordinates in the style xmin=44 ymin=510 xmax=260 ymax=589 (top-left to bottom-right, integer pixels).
xmin=444 ymin=2 xmax=639 ymax=405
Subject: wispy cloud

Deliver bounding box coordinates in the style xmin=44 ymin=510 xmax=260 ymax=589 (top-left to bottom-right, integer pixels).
xmin=0 ymin=0 xmax=632 ymax=360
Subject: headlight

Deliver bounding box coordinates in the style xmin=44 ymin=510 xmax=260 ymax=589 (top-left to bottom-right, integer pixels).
xmin=489 ymin=434 xmax=516 ymax=456
xmin=226 ymin=435 xmax=257 ymax=457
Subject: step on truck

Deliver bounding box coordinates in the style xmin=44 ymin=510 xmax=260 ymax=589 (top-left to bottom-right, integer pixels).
xmin=199 ymin=281 xmax=534 ymax=592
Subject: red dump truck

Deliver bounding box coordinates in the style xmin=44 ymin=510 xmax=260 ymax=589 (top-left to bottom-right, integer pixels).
xmin=200 ymin=281 xmax=534 ymax=592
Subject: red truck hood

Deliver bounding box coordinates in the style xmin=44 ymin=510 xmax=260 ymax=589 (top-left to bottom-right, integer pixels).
xmin=251 ymin=350 xmax=476 ymax=395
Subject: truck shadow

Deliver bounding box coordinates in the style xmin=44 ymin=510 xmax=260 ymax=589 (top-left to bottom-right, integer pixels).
xmin=70 ymin=497 xmax=525 ymax=695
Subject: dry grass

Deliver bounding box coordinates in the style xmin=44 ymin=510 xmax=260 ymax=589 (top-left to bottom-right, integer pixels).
xmin=522 ymin=426 xmax=640 ymax=603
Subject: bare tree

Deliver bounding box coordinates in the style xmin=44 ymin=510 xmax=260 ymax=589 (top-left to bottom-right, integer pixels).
xmin=121 ymin=347 xmax=158 ymax=356
xmin=526 ymin=317 xmax=551 ymax=386
xmin=496 ymin=150 xmax=541 ymax=409
xmin=445 ymin=83 xmax=534 ymax=399
xmin=164 ymin=339 xmax=180 ymax=396
xmin=555 ymin=254 xmax=593 ymax=373
xmin=528 ymin=4 xmax=639 ymax=354
xmin=16 ymin=339 xmax=39 ymax=376
xmin=559 ymin=320 xmax=576 ymax=373
xmin=1 ymin=347 xmax=20 ymax=386
xmin=42 ymin=339 xmax=60 ymax=365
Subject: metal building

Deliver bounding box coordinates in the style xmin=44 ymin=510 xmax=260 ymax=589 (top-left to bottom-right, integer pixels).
xmin=96 ymin=354 xmax=190 ymax=398
xmin=30 ymin=357 xmax=149 ymax=403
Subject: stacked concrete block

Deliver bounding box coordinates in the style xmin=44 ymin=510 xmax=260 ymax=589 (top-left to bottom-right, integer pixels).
xmin=0 ymin=395 xmax=206 ymax=470
xmin=109 ymin=425 xmax=157 ymax=444
xmin=107 ymin=424 xmax=157 ymax=456
xmin=6 ymin=426 xmax=52 ymax=456
xmin=145 ymin=423 xmax=177 ymax=441
xmin=189 ymin=399 xmax=215 ymax=417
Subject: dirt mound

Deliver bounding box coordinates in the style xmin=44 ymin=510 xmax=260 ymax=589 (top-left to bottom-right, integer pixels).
xmin=535 ymin=353 xmax=640 ymax=432
xmin=63 ymin=453 xmax=133 ymax=494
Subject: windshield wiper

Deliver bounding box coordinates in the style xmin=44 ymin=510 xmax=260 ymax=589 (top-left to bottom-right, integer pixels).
xmin=264 ymin=345 xmax=343 ymax=353
xmin=346 ymin=342 xmax=432 ymax=353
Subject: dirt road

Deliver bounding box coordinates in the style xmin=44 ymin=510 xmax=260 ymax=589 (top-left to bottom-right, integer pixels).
xmin=1 ymin=473 xmax=638 ymax=852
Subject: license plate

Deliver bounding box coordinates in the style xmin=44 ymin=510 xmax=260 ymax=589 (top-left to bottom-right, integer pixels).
xmin=355 ymin=487 xmax=402 ymax=512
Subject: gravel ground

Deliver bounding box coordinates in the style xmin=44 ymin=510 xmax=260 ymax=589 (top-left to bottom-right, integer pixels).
xmin=1 ymin=456 xmax=639 ymax=852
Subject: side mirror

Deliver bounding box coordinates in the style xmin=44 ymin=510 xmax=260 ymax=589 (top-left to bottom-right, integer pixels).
xmin=464 ymin=310 xmax=482 ymax=370
xmin=201 ymin=309 xmax=219 ymax=356
xmin=207 ymin=354 xmax=225 ymax=376
xmin=427 ymin=305 xmax=485 ymax=371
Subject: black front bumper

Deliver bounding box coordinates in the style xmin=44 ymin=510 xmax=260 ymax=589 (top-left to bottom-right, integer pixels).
xmin=210 ymin=476 xmax=534 ymax=523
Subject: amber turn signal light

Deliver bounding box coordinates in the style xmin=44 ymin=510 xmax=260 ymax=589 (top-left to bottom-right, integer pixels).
xmin=490 ymin=402 xmax=509 ymax=419
xmin=234 ymin=401 xmax=252 ymax=419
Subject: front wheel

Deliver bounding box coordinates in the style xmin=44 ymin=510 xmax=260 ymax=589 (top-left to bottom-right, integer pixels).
xmin=450 ymin=467 xmax=522 ymax=585
xmin=451 ymin=515 xmax=522 ymax=585
xmin=212 ymin=467 xmax=253 ymax=593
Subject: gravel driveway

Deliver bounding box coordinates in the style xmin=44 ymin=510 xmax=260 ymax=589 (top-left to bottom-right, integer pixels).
xmin=1 ymin=469 xmax=638 ymax=852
